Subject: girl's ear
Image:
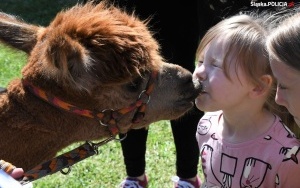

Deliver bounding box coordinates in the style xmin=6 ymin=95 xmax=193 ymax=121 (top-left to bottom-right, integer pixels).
xmin=250 ymin=75 xmax=273 ymax=98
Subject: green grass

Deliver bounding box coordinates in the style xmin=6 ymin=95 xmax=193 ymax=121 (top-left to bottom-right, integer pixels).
xmin=0 ymin=45 xmax=27 ymax=87
xmin=0 ymin=1 xmax=202 ymax=187
xmin=0 ymin=0 xmax=85 ymax=26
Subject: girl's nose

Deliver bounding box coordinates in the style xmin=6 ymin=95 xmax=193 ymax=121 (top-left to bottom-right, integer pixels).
xmin=193 ymin=64 xmax=206 ymax=81
xmin=275 ymin=88 xmax=287 ymax=107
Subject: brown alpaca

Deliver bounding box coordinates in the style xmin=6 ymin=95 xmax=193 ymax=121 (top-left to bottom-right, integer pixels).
xmin=0 ymin=1 xmax=200 ymax=171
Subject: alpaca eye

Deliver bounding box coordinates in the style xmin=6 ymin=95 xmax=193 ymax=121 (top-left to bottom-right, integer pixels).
xmin=126 ymin=77 xmax=143 ymax=92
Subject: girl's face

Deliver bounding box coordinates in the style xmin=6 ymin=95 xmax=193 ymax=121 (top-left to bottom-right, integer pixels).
xmin=270 ymin=59 xmax=300 ymax=126
xmin=193 ymin=37 xmax=253 ymax=112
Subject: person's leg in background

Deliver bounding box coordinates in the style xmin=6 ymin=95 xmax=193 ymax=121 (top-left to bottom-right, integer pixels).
xmin=170 ymin=107 xmax=203 ymax=186
xmin=116 ymin=2 xmax=154 ymax=187
xmin=158 ymin=1 xmax=204 ymax=186
xmin=119 ymin=128 xmax=149 ymax=187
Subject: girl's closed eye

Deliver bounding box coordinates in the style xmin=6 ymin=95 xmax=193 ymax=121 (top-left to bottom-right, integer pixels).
xmin=212 ymin=63 xmax=219 ymax=68
xmin=211 ymin=60 xmax=222 ymax=69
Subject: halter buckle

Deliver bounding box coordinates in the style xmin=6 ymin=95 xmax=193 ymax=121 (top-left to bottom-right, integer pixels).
xmin=99 ymin=109 xmax=114 ymax=126
xmin=138 ymin=90 xmax=150 ymax=104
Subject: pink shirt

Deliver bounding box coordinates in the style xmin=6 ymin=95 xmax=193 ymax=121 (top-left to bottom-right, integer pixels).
xmin=196 ymin=111 xmax=300 ymax=188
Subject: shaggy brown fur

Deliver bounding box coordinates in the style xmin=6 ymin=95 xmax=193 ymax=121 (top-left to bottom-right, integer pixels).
xmin=0 ymin=1 xmax=200 ymax=171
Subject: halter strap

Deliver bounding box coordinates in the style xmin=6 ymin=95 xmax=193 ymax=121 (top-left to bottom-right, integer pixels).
xmin=22 ymin=71 xmax=157 ymax=135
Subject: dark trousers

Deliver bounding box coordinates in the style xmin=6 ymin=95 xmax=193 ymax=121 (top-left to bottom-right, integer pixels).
xmin=120 ymin=107 xmax=203 ymax=178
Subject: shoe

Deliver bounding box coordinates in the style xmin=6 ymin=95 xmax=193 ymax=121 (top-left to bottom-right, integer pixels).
xmin=172 ymin=176 xmax=201 ymax=188
xmin=22 ymin=182 xmax=33 ymax=188
xmin=119 ymin=176 xmax=148 ymax=188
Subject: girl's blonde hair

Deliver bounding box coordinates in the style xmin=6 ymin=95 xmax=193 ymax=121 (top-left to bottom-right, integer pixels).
xmin=196 ymin=14 xmax=270 ymax=86
xmin=196 ymin=13 xmax=298 ymax=135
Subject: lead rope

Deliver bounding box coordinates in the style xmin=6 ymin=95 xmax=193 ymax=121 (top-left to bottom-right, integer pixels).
xmin=20 ymin=136 xmax=115 ymax=185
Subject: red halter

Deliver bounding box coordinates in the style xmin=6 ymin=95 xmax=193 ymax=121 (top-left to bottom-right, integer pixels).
xmin=22 ymin=71 xmax=158 ymax=136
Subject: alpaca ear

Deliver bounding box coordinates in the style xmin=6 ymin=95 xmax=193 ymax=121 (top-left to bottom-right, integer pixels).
xmin=46 ymin=35 xmax=93 ymax=91
xmin=0 ymin=12 xmax=40 ymax=54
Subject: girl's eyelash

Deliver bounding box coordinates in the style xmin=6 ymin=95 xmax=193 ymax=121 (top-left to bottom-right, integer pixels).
xmin=212 ymin=61 xmax=221 ymax=68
